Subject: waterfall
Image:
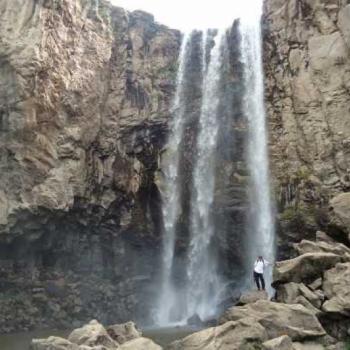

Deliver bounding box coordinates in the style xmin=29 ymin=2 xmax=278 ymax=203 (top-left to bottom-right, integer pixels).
xmin=186 ymin=30 xmax=226 ymax=320
xmin=155 ymin=33 xmax=191 ymax=326
xmin=156 ymin=7 xmax=275 ymax=325
xmin=156 ymin=30 xmax=229 ymax=325
xmin=240 ymin=10 xmax=275 ymax=290
xmin=95 ymin=0 xmax=99 ymax=15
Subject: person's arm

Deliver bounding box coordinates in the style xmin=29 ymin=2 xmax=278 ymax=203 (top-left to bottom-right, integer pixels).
xmin=263 ymin=259 xmax=271 ymax=266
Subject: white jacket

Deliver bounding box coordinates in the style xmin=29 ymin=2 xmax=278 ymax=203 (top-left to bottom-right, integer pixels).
xmin=254 ymin=259 xmax=270 ymax=274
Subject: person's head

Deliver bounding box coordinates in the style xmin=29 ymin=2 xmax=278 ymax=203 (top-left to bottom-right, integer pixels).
xmin=258 ymin=256 xmax=263 ymax=261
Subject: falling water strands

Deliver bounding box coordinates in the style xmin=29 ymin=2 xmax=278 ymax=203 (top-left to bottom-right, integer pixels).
xmin=95 ymin=0 xmax=99 ymax=15
xmin=156 ymin=30 xmax=227 ymax=325
xmin=155 ymin=33 xmax=191 ymax=326
xmin=240 ymin=11 xmax=276 ymax=291
xmin=201 ymin=30 xmax=208 ymax=76
xmin=186 ymin=30 xmax=227 ymax=321
xmin=156 ymin=12 xmax=275 ymax=325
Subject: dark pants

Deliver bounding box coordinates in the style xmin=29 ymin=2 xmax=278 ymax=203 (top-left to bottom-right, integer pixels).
xmin=254 ymin=271 xmax=265 ymax=290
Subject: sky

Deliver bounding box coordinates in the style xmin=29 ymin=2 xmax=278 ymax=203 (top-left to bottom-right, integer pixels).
xmin=110 ymin=0 xmax=262 ymax=31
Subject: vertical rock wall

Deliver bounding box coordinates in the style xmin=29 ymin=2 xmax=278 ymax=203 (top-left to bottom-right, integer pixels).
xmin=0 ymin=0 xmax=180 ymax=332
xmin=263 ymin=0 xmax=350 ymax=257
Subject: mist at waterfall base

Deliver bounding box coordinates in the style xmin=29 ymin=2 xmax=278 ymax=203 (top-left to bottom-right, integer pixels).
xmin=153 ymin=1 xmax=276 ymax=328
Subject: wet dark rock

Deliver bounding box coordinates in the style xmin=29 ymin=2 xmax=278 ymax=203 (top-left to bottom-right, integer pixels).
xmin=186 ymin=314 xmax=203 ymax=327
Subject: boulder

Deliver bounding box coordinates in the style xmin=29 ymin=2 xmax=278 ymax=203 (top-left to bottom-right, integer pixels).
xmin=238 ymin=290 xmax=268 ymax=305
xmin=308 ymin=278 xmax=323 ymax=291
xmin=31 ymin=337 xmax=79 ymax=350
xmin=107 ymin=322 xmax=141 ymax=344
xmin=275 ymin=282 xmax=323 ymax=314
xmin=262 ymin=335 xmax=293 ymax=350
xmin=119 ymin=337 xmax=162 ymax=350
xmin=327 ymin=342 xmax=346 ymax=350
xmin=314 ymin=290 xmax=325 ymax=302
xmin=68 ymin=320 xmax=118 ymax=348
xmin=294 ymin=240 xmax=350 ymax=262
xmin=186 ymin=313 xmax=203 ymax=327
xmin=299 ymin=283 xmax=322 ymax=308
xmin=294 ymin=296 xmax=321 ymax=316
xmin=219 ymin=300 xmax=326 ymax=341
xmin=292 ymin=342 xmax=325 ymax=350
xmin=273 ymin=253 xmax=342 ymax=285
xmin=315 ymin=232 xmax=335 ymax=244
xmin=276 ymin=282 xmax=300 ymax=304
xmin=322 ymin=262 xmax=350 ymax=316
xmin=168 ymin=318 xmax=268 ymax=350
xmin=329 ymin=192 xmax=350 ymax=241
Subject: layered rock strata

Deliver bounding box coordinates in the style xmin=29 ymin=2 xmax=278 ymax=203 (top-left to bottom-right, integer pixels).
xmin=0 ymin=0 xmax=246 ymax=333
xmin=0 ymin=0 xmax=180 ymax=332
xmin=263 ymin=0 xmax=350 ymax=257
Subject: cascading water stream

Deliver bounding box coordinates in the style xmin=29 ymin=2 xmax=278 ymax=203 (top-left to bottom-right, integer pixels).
xmin=186 ymin=30 xmax=227 ymax=320
xmin=240 ymin=9 xmax=275 ymax=291
xmin=155 ymin=33 xmax=191 ymax=326
xmin=156 ymin=5 xmax=275 ymax=325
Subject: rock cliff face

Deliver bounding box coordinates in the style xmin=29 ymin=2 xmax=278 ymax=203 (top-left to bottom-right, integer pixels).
xmin=263 ymin=0 xmax=350 ymax=257
xmin=0 ymin=0 xmax=180 ymax=332
xmin=2 ymin=0 xmax=350 ymax=336
xmin=0 ymin=0 xmax=248 ymax=332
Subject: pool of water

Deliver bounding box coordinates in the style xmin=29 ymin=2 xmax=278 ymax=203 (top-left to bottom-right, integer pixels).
xmin=0 ymin=329 xmax=69 ymax=350
xmin=0 ymin=326 xmax=196 ymax=349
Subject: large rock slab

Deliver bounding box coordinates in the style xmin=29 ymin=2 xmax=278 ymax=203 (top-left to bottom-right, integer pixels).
xmin=107 ymin=322 xmax=141 ymax=345
xmin=329 ymin=193 xmax=350 ymax=241
xmin=238 ymin=290 xmax=268 ymax=305
xmin=168 ymin=318 xmax=268 ymax=350
xmin=273 ymin=253 xmax=342 ymax=285
xmin=119 ymin=337 xmax=162 ymax=350
xmin=31 ymin=336 xmax=79 ymax=350
xmin=322 ymin=262 xmax=350 ymax=316
xmin=292 ymin=342 xmax=325 ymax=350
xmin=68 ymin=320 xmax=118 ymax=348
xmin=276 ymin=281 xmax=322 ymax=309
xmin=262 ymin=335 xmax=293 ymax=350
xmin=219 ymin=300 xmax=326 ymax=341
xmin=294 ymin=240 xmax=350 ymax=262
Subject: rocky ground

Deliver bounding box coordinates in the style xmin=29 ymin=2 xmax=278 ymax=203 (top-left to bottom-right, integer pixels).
xmin=30 ymin=230 xmax=350 ymax=349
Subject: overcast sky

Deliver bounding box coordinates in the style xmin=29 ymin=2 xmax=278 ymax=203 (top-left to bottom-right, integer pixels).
xmin=110 ymin=0 xmax=262 ymax=31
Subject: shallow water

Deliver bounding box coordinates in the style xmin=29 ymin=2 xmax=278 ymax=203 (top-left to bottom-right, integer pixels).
xmin=0 ymin=326 xmax=196 ymax=349
xmin=0 ymin=329 xmax=69 ymax=350
xmin=144 ymin=326 xmax=197 ymax=346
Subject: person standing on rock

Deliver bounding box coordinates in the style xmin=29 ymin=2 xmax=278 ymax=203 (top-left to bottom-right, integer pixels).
xmin=253 ymin=256 xmax=270 ymax=291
